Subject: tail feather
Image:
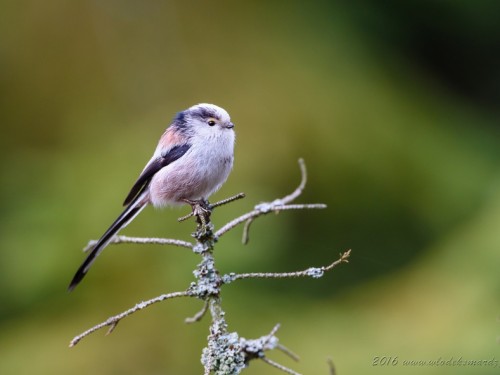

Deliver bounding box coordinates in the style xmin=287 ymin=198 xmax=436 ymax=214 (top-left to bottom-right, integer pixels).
xmin=68 ymin=195 xmax=147 ymax=291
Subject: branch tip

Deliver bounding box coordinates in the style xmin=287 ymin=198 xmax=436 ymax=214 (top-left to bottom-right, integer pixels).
xmin=106 ymin=322 xmax=118 ymax=335
xmin=269 ymin=323 xmax=281 ymax=337
xmin=341 ymin=249 xmax=352 ymax=263
xmin=69 ymin=291 xmax=193 ymax=347
xmin=242 ymin=218 xmax=253 ymax=245
xmin=232 ymin=249 xmax=350 ymax=281
xmin=185 ymin=300 xmax=209 ymax=324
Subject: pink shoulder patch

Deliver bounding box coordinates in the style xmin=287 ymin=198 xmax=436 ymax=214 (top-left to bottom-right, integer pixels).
xmin=159 ymin=128 xmax=183 ymax=148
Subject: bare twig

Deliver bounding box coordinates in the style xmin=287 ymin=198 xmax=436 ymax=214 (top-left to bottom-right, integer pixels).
xmin=216 ymin=204 xmax=326 ymax=239
xmin=227 ymin=250 xmax=351 ymax=282
xmin=178 ymin=211 xmax=195 ymax=223
xmin=280 ymin=158 xmax=307 ymax=205
xmin=265 ymin=323 xmax=281 ymax=344
xmin=242 ymin=217 xmax=254 ymax=245
xmin=185 ymin=300 xmax=210 ymax=324
xmin=277 ymin=344 xmax=300 ymax=362
xmin=210 ymin=192 xmax=246 ymax=208
xmin=215 ymin=159 xmax=326 ymax=242
xmin=261 ymin=357 xmax=302 ymax=375
xmin=240 ymin=158 xmax=307 ymax=244
xmin=69 ymin=291 xmax=194 ymax=347
xmin=83 ymin=235 xmax=192 ymax=252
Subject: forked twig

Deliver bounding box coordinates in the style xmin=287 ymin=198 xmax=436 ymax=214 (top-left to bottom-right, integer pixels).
xmin=216 ymin=159 xmax=325 ymax=243
xmin=69 ymin=291 xmax=194 ymax=347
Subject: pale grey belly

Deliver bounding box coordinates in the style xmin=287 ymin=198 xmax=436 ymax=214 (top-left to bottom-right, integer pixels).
xmin=148 ymin=155 xmax=233 ymax=207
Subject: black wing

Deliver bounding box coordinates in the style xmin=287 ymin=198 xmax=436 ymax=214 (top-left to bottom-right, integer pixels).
xmin=123 ymin=144 xmax=191 ymax=206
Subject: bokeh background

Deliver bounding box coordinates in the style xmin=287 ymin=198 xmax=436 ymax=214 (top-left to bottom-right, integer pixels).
xmin=1 ymin=1 xmax=499 ymax=374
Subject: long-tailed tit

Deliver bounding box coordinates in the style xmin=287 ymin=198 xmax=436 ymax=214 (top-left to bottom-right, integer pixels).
xmin=68 ymin=103 xmax=235 ymax=291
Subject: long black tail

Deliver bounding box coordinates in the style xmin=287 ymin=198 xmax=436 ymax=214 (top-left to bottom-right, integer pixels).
xmin=68 ymin=194 xmax=147 ymax=291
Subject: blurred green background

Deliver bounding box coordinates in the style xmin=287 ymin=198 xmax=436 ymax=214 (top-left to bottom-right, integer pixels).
xmin=1 ymin=1 xmax=499 ymax=374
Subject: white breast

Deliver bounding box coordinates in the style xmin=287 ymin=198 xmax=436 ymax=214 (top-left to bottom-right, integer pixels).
xmin=148 ymin=129 xmax=235 ymax=207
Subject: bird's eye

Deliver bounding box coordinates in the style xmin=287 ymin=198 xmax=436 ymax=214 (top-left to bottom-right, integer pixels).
xmin=207 ymin=120 xmax=216 ymax=126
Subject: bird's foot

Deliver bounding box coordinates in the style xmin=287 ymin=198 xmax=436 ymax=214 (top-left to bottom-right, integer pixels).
xmin=178 ymin=198 xmax=212 ymax=226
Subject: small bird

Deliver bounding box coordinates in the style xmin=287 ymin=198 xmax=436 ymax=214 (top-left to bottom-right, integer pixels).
xmin=68 ymin=103 xmax=235 ymax=291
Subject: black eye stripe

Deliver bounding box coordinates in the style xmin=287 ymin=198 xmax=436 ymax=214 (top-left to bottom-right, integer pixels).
xmin=192 ymin=107 xmax=219 ymax=120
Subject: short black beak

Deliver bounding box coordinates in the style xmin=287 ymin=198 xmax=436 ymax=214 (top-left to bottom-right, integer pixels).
xmin=225 ymin=122 xmax=234 ymax=129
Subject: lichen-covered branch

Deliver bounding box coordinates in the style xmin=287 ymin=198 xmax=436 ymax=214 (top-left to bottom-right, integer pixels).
xmin=240 ymin=324 xmax=301 ymax=375
xmin=83 ymin=235 xmax=193 ymax=253
xmin=69 ymin=291 xmax=194 ymax=347
xmin=223 ymin=250 xmax=351 ymax=283
xmin=69 ymin=159 xmax=349 ymax=375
